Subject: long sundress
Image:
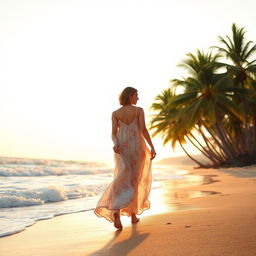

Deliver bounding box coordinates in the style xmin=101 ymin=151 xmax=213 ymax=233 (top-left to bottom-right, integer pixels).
xmin=94 ymin=117 xmax=152 ymax=223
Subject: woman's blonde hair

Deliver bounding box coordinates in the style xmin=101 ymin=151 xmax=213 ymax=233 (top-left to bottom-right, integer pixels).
xmin=119 ymin=87 xmax=138 ymax=106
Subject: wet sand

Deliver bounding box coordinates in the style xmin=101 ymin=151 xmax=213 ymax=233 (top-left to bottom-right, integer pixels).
xmin=0 ymin=166 xmax=256 ymax=256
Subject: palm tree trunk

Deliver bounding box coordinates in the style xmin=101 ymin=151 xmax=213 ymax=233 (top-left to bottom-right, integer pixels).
xmin=214 ymin=122 xmax=237 ymax=160
xmin=202 ymin=121 xmax=230 ymax=159
xmin=241 ymin=84 xmax=251 ymax=155
xmin=233 ymin=121 xmax=247 ymax=155
xmin=178 ymin=137 xmax=208 ymax=167
xmin=217 ymin=121 xmax=239 ymax=156
xmin=197 ymin=125 xmax=227 ymax=163
xmin=186 ymin=133 xmax=220 ymax=166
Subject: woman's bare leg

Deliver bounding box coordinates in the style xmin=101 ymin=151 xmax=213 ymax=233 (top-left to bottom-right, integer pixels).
xmin=131 ymin=212 xmax=140 ymax=223
xmin=114 ymin=210 xmax=123 ymax=230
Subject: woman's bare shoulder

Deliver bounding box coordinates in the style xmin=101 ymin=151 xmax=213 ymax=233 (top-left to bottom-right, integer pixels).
xmin=126 ymin=106 xmax=142 ymax=114
xmin=112 ymin=107 xmax=123 ymax=117
xmin=113 ymin=107 xmax=123 ymax=114
xmin=136 ymin=106 xmax=144 ymax=113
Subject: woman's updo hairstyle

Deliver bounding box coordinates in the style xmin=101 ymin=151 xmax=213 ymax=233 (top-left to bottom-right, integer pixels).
xmin=119 ymin=87 xmax=138 ymax=106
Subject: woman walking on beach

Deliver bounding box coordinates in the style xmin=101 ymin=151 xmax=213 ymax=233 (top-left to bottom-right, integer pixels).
xmin=94 ymin=87 xmax=156 ymax=230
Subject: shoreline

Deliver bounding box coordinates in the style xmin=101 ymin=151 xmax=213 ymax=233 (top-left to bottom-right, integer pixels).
xmin=0 ymin=166 xmax=204 ymax=239
xmin=1 ymin=166 xmax=256 ymax=255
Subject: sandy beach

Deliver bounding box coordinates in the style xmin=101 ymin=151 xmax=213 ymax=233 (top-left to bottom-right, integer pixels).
xmin=1 ymin=165 xmax=256 ymax=256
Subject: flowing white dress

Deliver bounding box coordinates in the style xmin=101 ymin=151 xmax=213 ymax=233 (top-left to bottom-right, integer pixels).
xmin=94 ymin=117 xmax=152 ymax=222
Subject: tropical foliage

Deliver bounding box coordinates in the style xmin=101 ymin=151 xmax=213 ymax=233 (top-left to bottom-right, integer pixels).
xmin=150 ymin=24 xmax=256 ymax=167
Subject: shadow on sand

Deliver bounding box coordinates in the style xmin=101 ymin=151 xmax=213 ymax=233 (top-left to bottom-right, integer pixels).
xmin=88 ymin=222 xmax=150 ymax=256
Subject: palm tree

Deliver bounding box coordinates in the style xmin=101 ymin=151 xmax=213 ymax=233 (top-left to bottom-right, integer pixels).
xmin=213 ymin=23 xmax=256 ymax=86
xmin=151 ymin=43 xmax=256 ymax=167
xmin=150 ymin=88 xmax=208 ymax=167
xmin=151 ymin=50 xmax=244 ymax=167
xmin=213 ymin=23 xmax=256 ymax=157
xmin=151 ymin=24 xmax=256 ymax=167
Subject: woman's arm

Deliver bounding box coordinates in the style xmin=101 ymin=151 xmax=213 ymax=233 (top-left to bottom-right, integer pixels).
xmin=111 ymin=111 xmax=120 ymax=154
xmin=138 ymin=107 xmax=156 ymax=160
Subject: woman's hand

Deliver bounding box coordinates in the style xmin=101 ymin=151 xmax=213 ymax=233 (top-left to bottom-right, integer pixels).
xmin=113 ymin=145 xmax=120 ymax=154
xmin=150 ymin=148 xmax=156 ymax=160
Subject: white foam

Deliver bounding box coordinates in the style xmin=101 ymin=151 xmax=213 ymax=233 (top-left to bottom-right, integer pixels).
xmin=0 ymin=156 xmax=111 ymax=177
xmin=0 ymin=167 xmax=112 ymax=177
xmin=0 ymin=197 xmax=97 ymax=238
xmin=0 ymin=184 xmax=107 ymax=208
xmin=0 ymin=195 xmax=43 ymax=208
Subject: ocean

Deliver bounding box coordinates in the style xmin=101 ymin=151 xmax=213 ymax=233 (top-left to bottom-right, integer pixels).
xmin=0 ymin=156 xmax=203 ymax=238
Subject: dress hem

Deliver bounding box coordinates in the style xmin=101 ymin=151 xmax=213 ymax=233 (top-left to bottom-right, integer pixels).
xmin=94 ymin=200 xmax=151 ymax=223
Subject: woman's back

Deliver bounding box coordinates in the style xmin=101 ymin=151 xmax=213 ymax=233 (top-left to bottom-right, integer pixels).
xmin=114 ymin=105 xmax=139 ymax=125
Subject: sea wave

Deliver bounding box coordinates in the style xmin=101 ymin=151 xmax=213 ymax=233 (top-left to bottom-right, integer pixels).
xmin=0 ymin=156 xmax=102 ymax=167
xmin=0 ymin=167 xmax=112 ymax=176
xmin=0 ymin=156 xmax=110 ymax=176
xmin=0 ymin=184 xmax=107 ymax=208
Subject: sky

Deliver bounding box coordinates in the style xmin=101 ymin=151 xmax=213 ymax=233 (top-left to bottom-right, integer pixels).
xmin=0 ymin=0 xmax=256 ymax=164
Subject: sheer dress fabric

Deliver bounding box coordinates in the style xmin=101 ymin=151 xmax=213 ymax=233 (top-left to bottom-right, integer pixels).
xmin=94 ymin=117 xmax=152 ymax=223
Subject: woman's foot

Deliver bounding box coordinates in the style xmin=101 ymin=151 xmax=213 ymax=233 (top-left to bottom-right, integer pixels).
xmin=114 ymin=212 xmax=123 ymax=230
xmin=131 ymin=213 xmax=140 ymax=224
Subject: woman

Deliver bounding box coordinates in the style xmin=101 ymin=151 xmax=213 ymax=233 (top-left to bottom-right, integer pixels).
xmin=94 ymin=87 xmax=156 ymax=230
